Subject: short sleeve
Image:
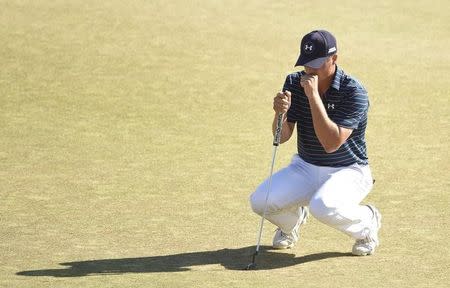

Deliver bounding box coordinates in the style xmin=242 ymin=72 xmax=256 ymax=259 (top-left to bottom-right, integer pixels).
xmin=282 ymin=74 xmax=291 ymax=93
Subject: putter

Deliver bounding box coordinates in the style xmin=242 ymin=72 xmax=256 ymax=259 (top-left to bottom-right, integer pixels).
xmin=245 ymin=112 xmax=284 ymax=270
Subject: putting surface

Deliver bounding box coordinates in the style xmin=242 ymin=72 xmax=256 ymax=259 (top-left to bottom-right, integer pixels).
xmin=1 ymin=0 xmax=449 ymax=287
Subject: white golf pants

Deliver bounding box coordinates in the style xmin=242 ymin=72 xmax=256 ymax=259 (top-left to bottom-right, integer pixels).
xmin=250 ymin=154 xmax=374 ymax=240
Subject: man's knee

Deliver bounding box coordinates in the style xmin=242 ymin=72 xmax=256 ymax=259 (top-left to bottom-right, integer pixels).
xmin=250 ymin=187 xmax=280 ymax=216
xmin=250 ymin=192 xmax=264 ymax=215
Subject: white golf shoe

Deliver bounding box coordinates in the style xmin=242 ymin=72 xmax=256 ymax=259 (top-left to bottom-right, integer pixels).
xmin=352 ymin=205 xmax=382 ymax=256
xmin=272 ymin=207 xmax=309 ymax=249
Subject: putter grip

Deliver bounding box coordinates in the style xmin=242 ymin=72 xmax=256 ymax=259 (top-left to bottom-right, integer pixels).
xmin=273 ymin=113 xmax=283 ymax=146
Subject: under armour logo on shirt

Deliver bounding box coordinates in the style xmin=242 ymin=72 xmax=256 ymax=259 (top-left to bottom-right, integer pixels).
xmin=328 ymin=103 xmax=335 ymax=110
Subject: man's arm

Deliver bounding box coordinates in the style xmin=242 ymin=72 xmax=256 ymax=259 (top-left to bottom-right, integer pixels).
xmin=300 ymin=75 xmax=353 ymax=153
xmin=307 ymin=95 xmax=352 ymax=152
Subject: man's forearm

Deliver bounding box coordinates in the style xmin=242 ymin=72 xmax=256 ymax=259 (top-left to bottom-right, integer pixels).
xmin=308 ymin=93 xmax=341 ymax=152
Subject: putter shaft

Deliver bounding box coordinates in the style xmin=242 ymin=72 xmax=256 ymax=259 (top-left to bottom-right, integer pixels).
xmin=247 ymin=113 xmax=284 ymax=269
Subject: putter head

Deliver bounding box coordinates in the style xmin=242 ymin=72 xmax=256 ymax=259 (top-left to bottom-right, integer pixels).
xmin=244 ymin=262 xmax=257 ymax=270
xmin=244 ymin=250 xmax=258 ymax=270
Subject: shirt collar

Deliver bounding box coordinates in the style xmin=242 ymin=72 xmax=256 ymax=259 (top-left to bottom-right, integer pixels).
xmin=330 ymin=66 xmax=344 ymax=91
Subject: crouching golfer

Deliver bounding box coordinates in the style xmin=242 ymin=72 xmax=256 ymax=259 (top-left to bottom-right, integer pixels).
xmin=250 ymin=30 xmax=381 ymax=256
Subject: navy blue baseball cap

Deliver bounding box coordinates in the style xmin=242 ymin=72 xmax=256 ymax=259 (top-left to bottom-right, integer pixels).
xmin=295 ymin=30 xmax=337 ymax=68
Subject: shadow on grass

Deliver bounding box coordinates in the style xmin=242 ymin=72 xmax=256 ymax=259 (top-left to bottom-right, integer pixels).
xmin=17 ymin=246 xmax=352 ymax=277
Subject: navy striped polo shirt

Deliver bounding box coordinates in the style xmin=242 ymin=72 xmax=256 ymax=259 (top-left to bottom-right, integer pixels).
xmin=283 ymin=66 xmax=369 ymax=167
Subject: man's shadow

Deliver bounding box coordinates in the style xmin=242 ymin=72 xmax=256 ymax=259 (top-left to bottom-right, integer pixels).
xmin=17 ymin=246 xmax=352 ymax=277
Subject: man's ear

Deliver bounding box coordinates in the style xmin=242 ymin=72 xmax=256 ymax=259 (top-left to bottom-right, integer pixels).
xmin=332 ymin=54 xmax=338 ymax=64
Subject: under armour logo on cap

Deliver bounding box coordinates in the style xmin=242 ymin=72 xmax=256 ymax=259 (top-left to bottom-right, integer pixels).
xmin=304 ymin=43 xmax=314 ymax=54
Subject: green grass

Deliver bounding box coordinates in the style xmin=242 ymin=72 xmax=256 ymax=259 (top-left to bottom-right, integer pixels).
xmin=1 ymin=0 xmax=449 ymax=287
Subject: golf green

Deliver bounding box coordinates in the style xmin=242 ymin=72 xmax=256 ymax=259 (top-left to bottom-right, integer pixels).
xmin=1 ymin=0 xmax=449 ymax=287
